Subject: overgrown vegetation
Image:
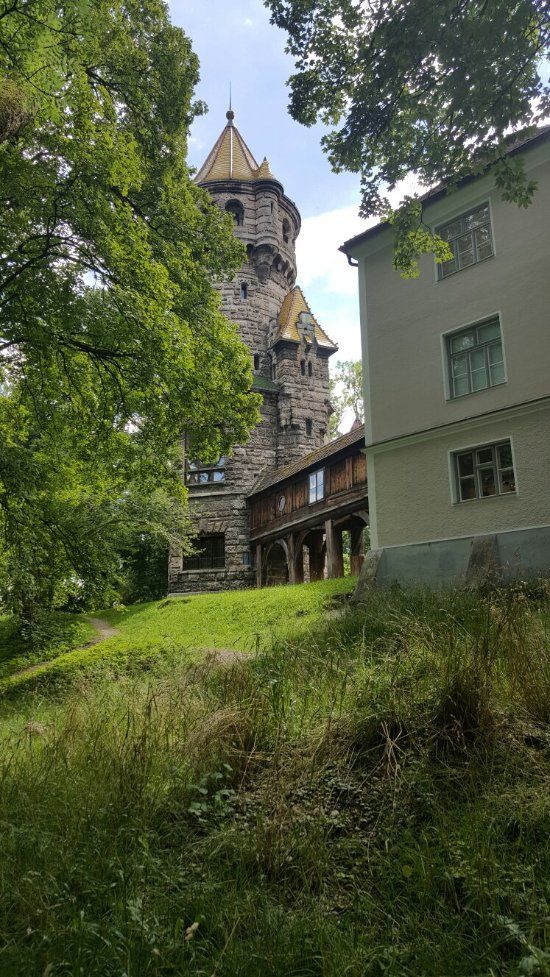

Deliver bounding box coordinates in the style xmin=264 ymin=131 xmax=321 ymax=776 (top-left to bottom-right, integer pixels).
xmin=0 ymin=0 xmax=259 ymax=633
xmin=0 ymin=611 xmax=95 ymax=680
xmin=1 ymin=582 xmax=548 ymax=976
xmin=265 ymin=0 xmax=550 ymax=275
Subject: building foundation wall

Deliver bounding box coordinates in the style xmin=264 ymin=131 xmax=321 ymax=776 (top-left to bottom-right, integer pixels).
xmin=370 ymin=524 xmax=550 ymax=588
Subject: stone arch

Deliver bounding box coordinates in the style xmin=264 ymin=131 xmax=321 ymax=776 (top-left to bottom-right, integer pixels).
xmin=264 ymin=539 xmax=289 ymax=587
xmin=197 ymin=518 xmax=228 ymax=535
xmin=225 ymin=200 xmax=244 ymax=226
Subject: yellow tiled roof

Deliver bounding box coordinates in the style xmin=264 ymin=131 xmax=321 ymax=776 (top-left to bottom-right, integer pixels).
xmin=275 ymin=286 xmax=337 ymax=350
xmin=195 ymin=111 xmax=276 ymax=184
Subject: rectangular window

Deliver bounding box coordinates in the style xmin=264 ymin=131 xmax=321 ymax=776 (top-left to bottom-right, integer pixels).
xmin=437 ymin=203 xmax=494 ymax=280
xmin=309 ymin=469 xmax=324 ymax=503
xmin=182 ymin=534 xmax=225 ymax=570
xmin=454 ymin=440 xmax=516 ymax=502
xmin=447 ymin=316 xmax=505 ymax=398
xmin=187 ymin=457 xmax=226 ymax=485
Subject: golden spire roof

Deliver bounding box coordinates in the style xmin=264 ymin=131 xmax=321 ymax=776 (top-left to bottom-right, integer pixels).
xmin=276 ymin=286 xmax=338 ymax=351
xmin=195 ymin=110 xmax=277 ymax=184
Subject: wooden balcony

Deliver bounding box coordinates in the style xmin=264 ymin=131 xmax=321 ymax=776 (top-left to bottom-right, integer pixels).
xmin=247 ymin=425 xmax=368 ymax=586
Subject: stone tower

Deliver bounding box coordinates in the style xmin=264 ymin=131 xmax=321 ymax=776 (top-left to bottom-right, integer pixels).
xmin=168 ymin=110 xmax=337 ymax=594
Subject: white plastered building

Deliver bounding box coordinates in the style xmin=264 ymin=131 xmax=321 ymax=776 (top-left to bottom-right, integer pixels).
xmin=341 ymin=128 xmax=550 ymax=585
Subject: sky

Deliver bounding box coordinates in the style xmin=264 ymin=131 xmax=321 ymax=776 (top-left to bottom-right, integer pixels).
xmin=169 ymin=0 xmax=369 ymax=363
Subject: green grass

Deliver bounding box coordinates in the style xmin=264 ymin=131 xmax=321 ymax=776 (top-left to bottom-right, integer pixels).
xmin=0 ymin=583 xmax=549 ymax=976
xmin=0 ymin=577 xmax=354 ymax=695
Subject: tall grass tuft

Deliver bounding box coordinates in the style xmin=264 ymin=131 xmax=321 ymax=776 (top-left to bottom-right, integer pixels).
xmin=0 ymin=584 xmax=548 ymax=976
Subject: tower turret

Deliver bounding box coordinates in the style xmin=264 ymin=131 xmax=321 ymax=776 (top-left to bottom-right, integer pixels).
xmin=169 ymin=110 xmax=337 ymax=595
xmin=195 ymin=110 xmax=301 ymax=379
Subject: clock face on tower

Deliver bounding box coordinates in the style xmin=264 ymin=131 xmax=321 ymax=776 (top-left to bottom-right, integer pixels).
xmin=278 ymin=494 xmax=286 ymax=514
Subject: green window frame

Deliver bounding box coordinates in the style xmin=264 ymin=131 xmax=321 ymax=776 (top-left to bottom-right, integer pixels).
xmin=454 ymin=440 xmax=516 ymax=503
xmin=447 ymin=316 xmax=505 ymax=398
xmin=437 ymin=203 xmax=494 ymax=280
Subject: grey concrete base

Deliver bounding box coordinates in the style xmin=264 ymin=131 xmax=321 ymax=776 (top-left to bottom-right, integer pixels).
xmin=352 ymin=548 xmax=383 ymax=602
xmin=368 ymin=525 xmax=550 ymax=589
xmin=464 ymin=534 xmax=501 ymax=588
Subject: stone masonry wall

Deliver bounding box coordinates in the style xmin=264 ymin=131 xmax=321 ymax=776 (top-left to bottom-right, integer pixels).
xmin=275 ymin=341 xmax=332 ymax=464
xmin=168 ymin=173 xmax=333 ymax=594
xmin=169 ymin=391 xmax=279 ymax=593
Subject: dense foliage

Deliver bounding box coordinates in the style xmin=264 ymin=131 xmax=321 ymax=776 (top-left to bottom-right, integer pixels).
xmin=265 ymin=0 xmax=550 ymax=274
xmin=0 ymin=0 xmax=260 ymax=625
xmin=329 ymin=359 xmax=364 ymax=437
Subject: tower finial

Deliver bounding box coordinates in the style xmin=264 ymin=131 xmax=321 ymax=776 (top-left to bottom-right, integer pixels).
xmin=226 ymin=82 xmax=234 ymax=123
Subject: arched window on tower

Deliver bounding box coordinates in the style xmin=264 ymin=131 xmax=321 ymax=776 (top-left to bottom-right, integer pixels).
xmin=226 ymin=200 xmax=244 ymax=226
xmin=253 ymin=353 xmax=260 ymax=371
xmin=240 ymin=282 xmax=248 ymax=300
xmin=305 ymin=418 xmax=313 ymax=436
xmin=308 ymin=361 xmax=313 ymax=377
xmin=300 ymin=359 xmax=306 ymax=376
xmin=282 ymin=219 xmax=290 ymax=244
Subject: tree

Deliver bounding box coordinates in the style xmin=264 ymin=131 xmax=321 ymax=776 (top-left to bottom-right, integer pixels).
xmin=265 ymin=0 xmax=550 ymax=275
xmin=0 ymin=0 xmax=260 ymax=628
xmin=329 ymin=359 xmax=364 ymax=438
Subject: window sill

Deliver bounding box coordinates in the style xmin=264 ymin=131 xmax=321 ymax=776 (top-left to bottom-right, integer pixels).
xmin=436 ymin=252 xmax=495 ymax=282
xmin=187 ymin=482 xmax=228 ymax=489
xmin=453 ymin=491 xmax=516 ymax=506
xmin=178 ymin=568 xmax=227 ymax=574
xmin=445 ymin=378 xmax=507 ymax=403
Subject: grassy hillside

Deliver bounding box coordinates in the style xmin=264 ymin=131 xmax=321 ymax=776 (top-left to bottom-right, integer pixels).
xmin=0 ymin=578 xmax=354 ymax=694
xmin=0 ymin=582 xmax=549 ymax=977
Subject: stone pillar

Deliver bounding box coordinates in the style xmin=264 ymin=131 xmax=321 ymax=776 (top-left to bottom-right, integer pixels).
xmin=255 ymin=542 xmax=262 ymax=589
xmin=325 ymin=519 xmax=344 ymax=579
xmin=350 ymin=524 xmax=365 ymax=577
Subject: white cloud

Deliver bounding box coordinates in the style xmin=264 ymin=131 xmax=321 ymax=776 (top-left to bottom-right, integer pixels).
xmin=294 ymin=175 xmax=421 ymax=365
xmin=296 ymin=204 xmax=369 ymax=298
xmin=243 ymin=17 xmax=254 ymax=27
xmin=296 ymin=174 xmax=421 ymax=300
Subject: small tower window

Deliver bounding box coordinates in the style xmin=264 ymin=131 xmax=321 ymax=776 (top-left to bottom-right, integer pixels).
xmin=282 ymin=219 xmax=290 ymax=244
xmin=300 ymin=359 xmax=306 ymax=376
xmin=308 ymin=361 xmax=313 ymax=377
xmin=305 ymin=418 xmax=313 ymax=436
xmin=270 ymin=201 xmax=274 ymax=214
xmin=226 ymin=200 xmax=244 ymax=226
xmin=271 ymin=359 xmax=277 ymax=380
xmin=240 ymin=282 xmax=248 ymax=300
xmin=253 ymin=353 xmax=260 ymax=371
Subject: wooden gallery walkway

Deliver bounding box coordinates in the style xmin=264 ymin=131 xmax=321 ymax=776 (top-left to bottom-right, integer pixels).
xmin=248 ymin=425 xmax=368 ymax=586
